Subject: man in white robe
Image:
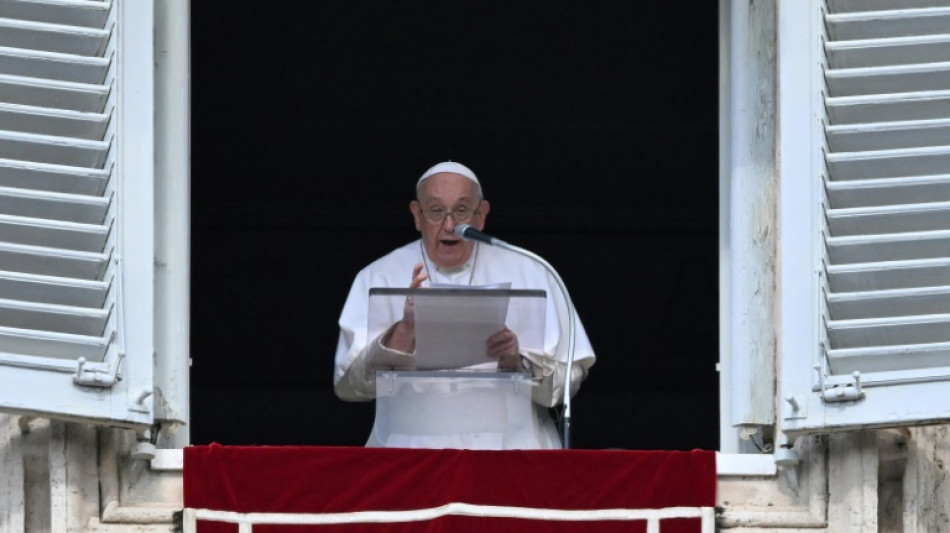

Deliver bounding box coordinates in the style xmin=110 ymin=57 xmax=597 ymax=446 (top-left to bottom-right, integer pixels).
xmin=334 ymin=161 xmax=596 ymax=449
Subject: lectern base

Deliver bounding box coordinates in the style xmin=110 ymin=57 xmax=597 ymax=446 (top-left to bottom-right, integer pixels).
xmin=370 ymin=370 xmax=558 ymax=449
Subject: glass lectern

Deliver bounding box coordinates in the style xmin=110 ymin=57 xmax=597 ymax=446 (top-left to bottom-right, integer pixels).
xmin=366 ymin=287 xmax=548 ymax=449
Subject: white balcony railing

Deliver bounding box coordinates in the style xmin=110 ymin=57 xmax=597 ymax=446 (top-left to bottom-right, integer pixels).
xmin=184 ymin=504 xmax=715 ymax=533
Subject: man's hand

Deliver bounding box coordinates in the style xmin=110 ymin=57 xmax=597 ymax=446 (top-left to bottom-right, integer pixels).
xmin=383 ymin=263 xmax=428 ymax=352
xmin=403 ymin=262 xmax=428 ymax=326
xmin=487 ymin=327 xmax=520 ymax=370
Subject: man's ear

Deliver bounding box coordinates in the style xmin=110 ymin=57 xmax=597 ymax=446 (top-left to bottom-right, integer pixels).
xmin=476 ymin=200 xmax=490 ymax=229
xmin=410 ymin=200 xmax=423 ymax=231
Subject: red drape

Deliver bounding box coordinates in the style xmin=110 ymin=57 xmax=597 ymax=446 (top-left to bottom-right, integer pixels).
xmin=184 ymin=445 xmax=715 ymax=533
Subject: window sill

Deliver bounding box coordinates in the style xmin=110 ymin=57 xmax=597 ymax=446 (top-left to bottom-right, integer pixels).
xmin=716 ymin=452 xmax=777 ymax=476
xmin=151 ymin=449 xmax=183 ymax=471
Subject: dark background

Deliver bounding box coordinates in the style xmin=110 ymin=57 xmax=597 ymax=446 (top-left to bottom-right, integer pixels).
xmin=190 ymin=2 xmax=720 ymax=450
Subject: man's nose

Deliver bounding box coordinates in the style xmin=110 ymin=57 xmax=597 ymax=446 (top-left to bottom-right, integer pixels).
xmin=442 ymin=214 xmax=457 ymax=230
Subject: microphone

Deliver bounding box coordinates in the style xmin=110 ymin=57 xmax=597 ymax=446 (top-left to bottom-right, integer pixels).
xmin=455 ymin=224 xmax=505 ymax=246
xmin=454 ymin=222 xmax=579 ymax=449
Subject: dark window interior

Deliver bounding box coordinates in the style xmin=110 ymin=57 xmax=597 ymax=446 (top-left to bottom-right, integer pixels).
xmin=191 ymin=2 xmax=720 ymax=450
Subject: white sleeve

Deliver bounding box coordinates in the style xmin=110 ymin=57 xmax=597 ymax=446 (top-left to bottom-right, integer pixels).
xmin=334 ymin=325 xmax=416 ymax=401
xmin=521 ymin=350 xmax=594 ymax=408
xmin=334 ymin=250 xmax=419 ymax=401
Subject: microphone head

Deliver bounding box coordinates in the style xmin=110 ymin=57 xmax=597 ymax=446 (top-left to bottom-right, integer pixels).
xmin=455 ymin=224 xmax=472 ymax=239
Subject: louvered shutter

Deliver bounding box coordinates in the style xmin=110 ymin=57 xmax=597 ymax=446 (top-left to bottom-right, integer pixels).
xmin=781 ymin=0 xmax=950 ymax=435
xmin=0 ymin=0 xmax=154 ymax=427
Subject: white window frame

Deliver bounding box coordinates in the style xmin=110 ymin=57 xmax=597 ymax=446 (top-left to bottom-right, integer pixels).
xmin=718 ymin=0 xmax=780 ymax=463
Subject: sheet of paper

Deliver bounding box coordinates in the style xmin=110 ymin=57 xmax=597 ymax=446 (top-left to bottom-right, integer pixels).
xmin=412 ymin=283 xmax=511 ymax=370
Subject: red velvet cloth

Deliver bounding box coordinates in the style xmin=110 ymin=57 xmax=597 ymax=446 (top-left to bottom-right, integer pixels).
xmin=184 ymin=445 xmax=716 ymax=533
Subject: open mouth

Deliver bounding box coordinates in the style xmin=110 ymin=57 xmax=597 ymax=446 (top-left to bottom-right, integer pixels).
xmin=440 ymin=239 xmax=461 ymax=247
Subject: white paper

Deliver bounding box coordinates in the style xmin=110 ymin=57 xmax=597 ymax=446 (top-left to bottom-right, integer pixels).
xmin=412 ymin=283 xmax=511 ymax=370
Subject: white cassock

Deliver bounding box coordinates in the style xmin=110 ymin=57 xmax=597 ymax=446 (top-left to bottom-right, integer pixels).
xmin=334 ymin=240 xmax=596 ymax=449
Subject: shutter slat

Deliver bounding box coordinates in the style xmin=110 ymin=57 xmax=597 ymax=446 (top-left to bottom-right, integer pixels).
xmin=828 ymin=145 xmax=950 ymax=179
xmin=0 ymin=17 xmax=110 ymax=56
xmin=0 ymin=297 xmax=109 ymax=336
xmin=827 ymin=118 xmax=950 ymax=152
xmin=827 ymin=201 xmax=950 ymax=235
xmin=826 ymin=119 xmax=950 ymax=152
xmin=828 ymin=257 xmax=950 ymax=292
xmin=828 ymin=314 xmax=950 ymax=348
xmin=0 ymin=270 xmax=108 ymax=307
xmin=0 ymin=74 xmax=108 ymax=112
xmin=0 ymin=185 xmax=109 ymax=223
xmin=0 ymin=159 xmax=109 ymax=195
xmin=828 ymin=342 xmax=950 ymax=374
xmin=0 ymin=46 xmax=109 ymax=84
xmin=826 ymin=35 xmax=950 ymax=69
xmin=0 ymin=325 xmax=108 ymax=361
xmin=829 ymin=0 xmax=950 ymax=13
xmin=0 ymin=242 xmax=109 ymax=280
xmin=0 ymin=215 xmax=109 ymax=252
xmin=827 ymin=174 xmax=950 ymax=208
xmin=826 ymin=62 xmax=950 ymax=97
xmin=0 ymin=102 xmax=109 ymax=140
xmin=826 ymin=7 xmax=950 ymax=41
xmin=828 ymin=285 xmax=950 ymax=319
xmin=827 ymin=90 xmax=950 ymax=124
xmin=827 ymin=229 xmax=950 ymax=264
xmin=0 ymin=130 xmax=109 ymax=167
xmin=0 ymin=0 xmax=112 ymax=29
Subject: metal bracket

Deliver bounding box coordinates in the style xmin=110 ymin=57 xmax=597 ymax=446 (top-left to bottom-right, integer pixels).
xmin=73 ymin=353 xmax=123 ymax=388
xmin=783 ymin=394 xmax=807 ymax=420
xmin=816 ymin=365 xmax=865 ymax=403
xmin=775 ymin=441 xmax=801 ymax=492
xmin=128 ymin=388 xmax=153 ymax=413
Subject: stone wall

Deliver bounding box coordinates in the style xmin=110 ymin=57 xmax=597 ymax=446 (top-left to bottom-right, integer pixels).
xmin=0 ymin=415 xmax=181 ymax=533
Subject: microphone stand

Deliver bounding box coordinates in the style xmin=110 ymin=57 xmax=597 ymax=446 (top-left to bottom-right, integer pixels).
xmin=461 ymin=229 xmax=577 ymax=448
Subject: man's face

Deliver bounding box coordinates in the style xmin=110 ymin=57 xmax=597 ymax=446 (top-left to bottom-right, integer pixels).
xmin=410 ymin=172 xmax=490 ymax=270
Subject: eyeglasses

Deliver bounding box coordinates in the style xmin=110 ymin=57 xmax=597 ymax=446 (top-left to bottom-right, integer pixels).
xmin=419 ymin=205 xmax=480 ymax=224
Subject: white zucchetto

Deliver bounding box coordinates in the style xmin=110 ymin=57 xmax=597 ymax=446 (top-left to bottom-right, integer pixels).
xmin=417 ymin=161 xmax=480 ymax=186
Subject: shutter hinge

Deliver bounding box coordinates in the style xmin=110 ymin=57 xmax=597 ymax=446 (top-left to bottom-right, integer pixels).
xmin=816 ymin=365 xmax=865 ymax=403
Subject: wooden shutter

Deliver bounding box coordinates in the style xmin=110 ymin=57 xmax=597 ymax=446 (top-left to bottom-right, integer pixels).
xmin=0 ymin=0 xmax=154 ymax=427
xmin=781 ymin=0 xmax=950 ymax=434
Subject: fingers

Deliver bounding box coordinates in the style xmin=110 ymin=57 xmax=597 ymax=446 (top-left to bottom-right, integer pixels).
xmin=488 ymin=330 xmax=521 ymax=370
xmin=487 ymin=328 xmax=519 ymax=366
xmin=410 ymin=262 xmax=428 ymax=289
xmin=402 ymin=264 xmax=427 ymax=329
